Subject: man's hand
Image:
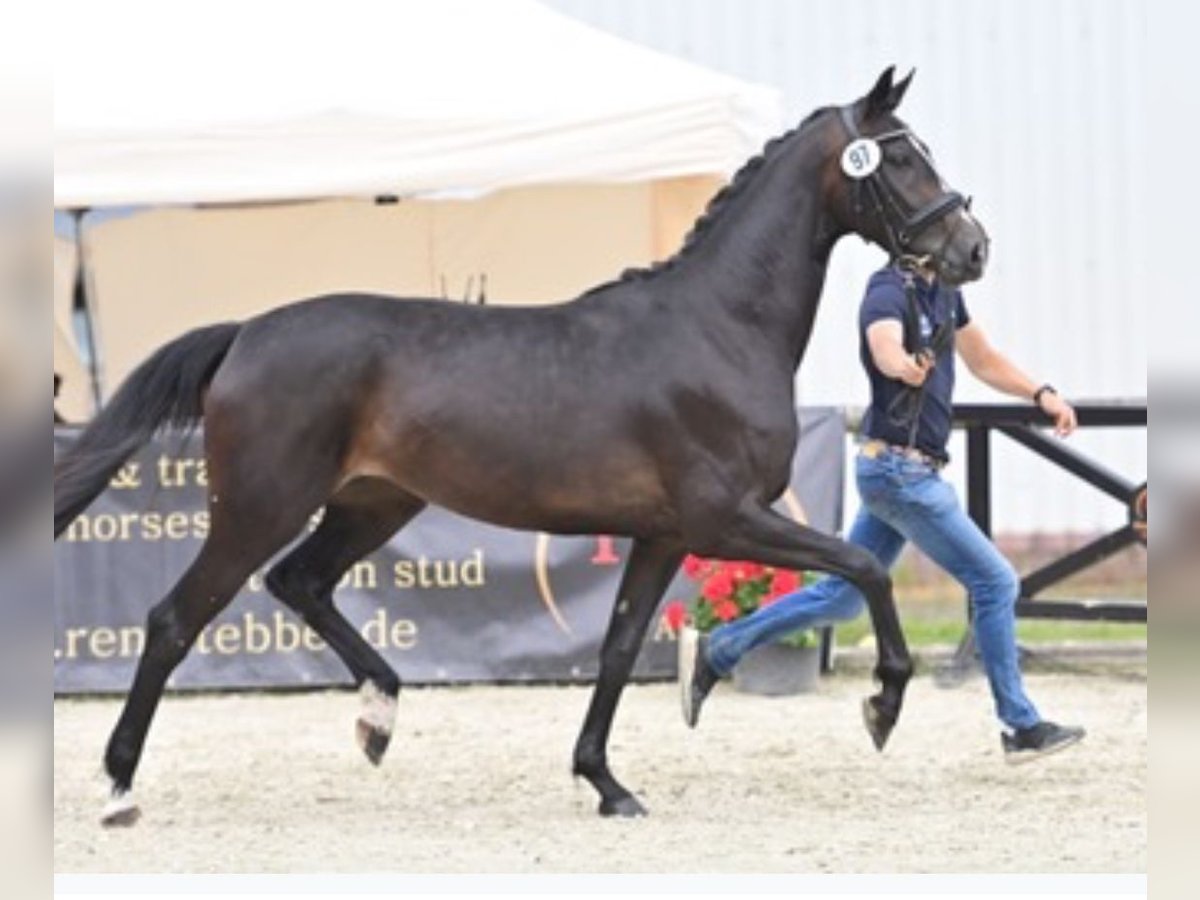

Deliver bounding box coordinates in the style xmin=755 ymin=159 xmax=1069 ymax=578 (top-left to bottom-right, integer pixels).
xmin=865 ymin=320 xmax=938 ymax=387
xmin=897 ymin=353 xmax=935 ymax=387
xmin=1039 ymin=391 xmax=1077 ymax=437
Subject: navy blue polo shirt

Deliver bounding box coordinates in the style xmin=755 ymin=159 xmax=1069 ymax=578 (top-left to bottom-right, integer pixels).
xmin=858 ymin=266 xmax=970 ymax=462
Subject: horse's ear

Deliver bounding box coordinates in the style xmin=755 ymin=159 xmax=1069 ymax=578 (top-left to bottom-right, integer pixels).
xmin=888 ymin=68 xmax=915 ymax=111
xmin=863 ymin=66 xmax=897 ymax=118
xmin=862 ymin=66 xmax=913 ymax=119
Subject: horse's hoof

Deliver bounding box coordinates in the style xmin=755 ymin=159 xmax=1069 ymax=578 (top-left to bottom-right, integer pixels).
xmin=862 ymin=696 xmax=896 ymax=752
xmin=599 ymin=794 xmax=648 ymax=818
xmin=100 ymin=790 xmax=141 ymax=828
xmin=356 ymin=681 xmax=397 ymax=766
xmin=355 ymin=719 xmax=392 ymax=766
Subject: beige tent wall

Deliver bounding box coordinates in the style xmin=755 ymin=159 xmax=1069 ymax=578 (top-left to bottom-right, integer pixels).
xmin=650 ymin=175 xmax=721 ymax=260
xmin=433 ymin=184 xmax=653 ymax=305
xmin=82 ymin=176 xmax=720 ymax=400
xmin=83 ymin=199 xmax=431 ymax=398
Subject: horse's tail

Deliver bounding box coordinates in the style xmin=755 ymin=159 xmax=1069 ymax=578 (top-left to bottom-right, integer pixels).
xmin=54 ymin=322 xmax=241 ymax=538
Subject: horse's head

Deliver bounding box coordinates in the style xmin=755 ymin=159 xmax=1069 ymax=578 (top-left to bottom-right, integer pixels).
xmin=824 ymin=67 xmax=989 ymax=285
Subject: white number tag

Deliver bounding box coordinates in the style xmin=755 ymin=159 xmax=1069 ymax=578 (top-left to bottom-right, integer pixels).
xmin=840 ymin=138 xmax=881 ymax=179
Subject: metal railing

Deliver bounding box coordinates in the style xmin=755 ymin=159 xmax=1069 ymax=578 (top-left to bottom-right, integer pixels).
xmin=954 ymin=400 xmax=1147 ymax=623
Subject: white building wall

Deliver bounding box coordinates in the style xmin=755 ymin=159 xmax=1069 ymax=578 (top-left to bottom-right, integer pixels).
xmin=546 ymin=0 xmax=1147 ymax=534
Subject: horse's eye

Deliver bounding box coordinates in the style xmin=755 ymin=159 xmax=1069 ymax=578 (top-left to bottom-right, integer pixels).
xmin=886 ymin=151 xmax=912 ymax=169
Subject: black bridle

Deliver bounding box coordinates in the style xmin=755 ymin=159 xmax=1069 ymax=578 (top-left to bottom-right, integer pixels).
xmin=838 ymin=105 xmax=968 ymax=263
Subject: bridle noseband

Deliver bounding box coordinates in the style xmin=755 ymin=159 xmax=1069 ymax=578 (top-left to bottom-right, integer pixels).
xmin=838 ymin=105 xmax=968 ymax=262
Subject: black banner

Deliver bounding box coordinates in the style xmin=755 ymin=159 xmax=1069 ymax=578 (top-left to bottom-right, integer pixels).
xmin=53 ymin=407 xmax=844 ymax=693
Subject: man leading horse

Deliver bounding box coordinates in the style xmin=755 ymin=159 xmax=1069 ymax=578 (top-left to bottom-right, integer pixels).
xmin=681 ymin=113 xmax=1085 ymax=763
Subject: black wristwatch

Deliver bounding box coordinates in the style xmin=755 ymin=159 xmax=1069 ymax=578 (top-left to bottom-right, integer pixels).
xmin=1032 ymin=384 xmax=1057 ymax=408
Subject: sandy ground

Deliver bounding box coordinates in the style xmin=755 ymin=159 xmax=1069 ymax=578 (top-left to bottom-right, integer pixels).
xmin=54 ymin=658 xmax=1146 ymax=874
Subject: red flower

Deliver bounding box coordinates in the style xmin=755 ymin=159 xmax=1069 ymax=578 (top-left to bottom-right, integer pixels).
xmin=713 ymin=598 xmax=740 ymax=622
xmin=662 ymin=600 xmax=688 ymax=633
xmin=727 ymin=560 xmax=765 ymax=583
xmin=682 ymin=554 xmax=711 ymax=579
xmin=702 ymin=570 xmax=735 ymax=602
xmin=768 ymin=570 xmax=800 ymax=599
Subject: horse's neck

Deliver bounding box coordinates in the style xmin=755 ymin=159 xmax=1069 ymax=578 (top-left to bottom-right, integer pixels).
xmin=670 ymin=143 xmax=837 ymax=371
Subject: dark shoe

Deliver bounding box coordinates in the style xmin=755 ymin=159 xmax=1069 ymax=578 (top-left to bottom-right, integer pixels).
xmin=679 ymin=626 xmax=720 ymax=728
xmin=1002 ymin=721 xmax=1086 ymax=764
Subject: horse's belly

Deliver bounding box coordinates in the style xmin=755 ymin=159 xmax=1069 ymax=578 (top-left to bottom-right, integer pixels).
xmin=416 ymin=472 xmax=676 ymax=537
xmin=361 ymin=424 xmax=677 ymax=537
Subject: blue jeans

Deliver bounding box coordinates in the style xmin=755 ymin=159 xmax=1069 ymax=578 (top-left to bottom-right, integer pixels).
xmin=707 ymin=450 xmax=1041 ymax=731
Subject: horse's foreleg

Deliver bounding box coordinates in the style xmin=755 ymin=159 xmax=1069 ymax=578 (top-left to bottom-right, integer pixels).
xmin=265 ymin=483 xmax=426 ymax=765
xmin=572 ymin=538 xmax=683 ymax=817
xmin=701 ymin=503 xmax=913 ymax=750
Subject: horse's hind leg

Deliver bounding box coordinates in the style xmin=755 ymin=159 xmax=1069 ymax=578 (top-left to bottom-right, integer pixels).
xmin=265 ymin=478 xmax=426 ymax=765
xmin=572 ymin=537 xmax=683 ymax=817
xmin=100 ymin=497 xmax=320 ymax=826
xmin=100 ymin=411 xmax=339 ymax=826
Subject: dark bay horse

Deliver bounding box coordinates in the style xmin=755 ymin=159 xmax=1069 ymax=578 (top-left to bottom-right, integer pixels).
xmin=54 ymin=68 xmax=988 ymax=825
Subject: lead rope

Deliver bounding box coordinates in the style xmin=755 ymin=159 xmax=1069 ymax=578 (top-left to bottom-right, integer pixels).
xmin=899 ymin=264 xmax=925 ymax=451
xmin=884 ymin=256 xmax=953 ymax=453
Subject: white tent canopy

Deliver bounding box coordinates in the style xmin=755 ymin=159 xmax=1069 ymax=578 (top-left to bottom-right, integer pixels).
xmin=54 ymin=0 xmax=782 ymax=208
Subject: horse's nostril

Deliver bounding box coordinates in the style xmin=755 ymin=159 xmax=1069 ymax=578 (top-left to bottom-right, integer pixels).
xmin=970 ymin=242 xmax=985 ymax=265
